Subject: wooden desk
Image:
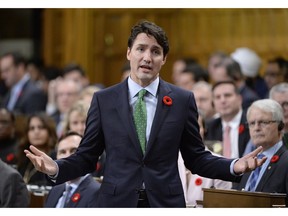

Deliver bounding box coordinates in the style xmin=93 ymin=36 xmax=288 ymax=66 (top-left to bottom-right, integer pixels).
xmin=203 ymin=188 xmax=286 ymax=208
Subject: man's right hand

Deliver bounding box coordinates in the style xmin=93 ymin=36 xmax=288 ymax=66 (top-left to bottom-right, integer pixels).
xmin=24 ymin=145 xmax=58 ymax=176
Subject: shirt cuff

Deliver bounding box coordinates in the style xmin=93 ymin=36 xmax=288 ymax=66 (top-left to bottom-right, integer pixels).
xmin=48 ymin=161 xmax=59 ymax=182
xmin=230 ymin=158 xmax=244 ymax=176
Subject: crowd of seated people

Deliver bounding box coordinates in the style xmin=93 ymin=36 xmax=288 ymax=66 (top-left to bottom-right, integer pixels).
xmin=0 ymin=48 xmax=287 ymax=207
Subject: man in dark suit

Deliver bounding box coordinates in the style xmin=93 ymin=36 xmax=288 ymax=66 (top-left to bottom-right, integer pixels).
xmin=0 ymin=159 xmax=30 ymax=207
xmin=0 ymin=52 xmax=47 ymax=115
xmin=206 ymin=81 xmax=250 ymax=158
xmin=25 ymin=20 xmax=266 ymax=207
xmin=236 ymin=99 xmax=288 ymax=206
xmin=44 ymin=131 xmax=100 ymax=207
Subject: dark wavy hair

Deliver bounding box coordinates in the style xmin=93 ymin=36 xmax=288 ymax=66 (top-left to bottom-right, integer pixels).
xmin=18 ymin=112 xmax=57 ymax=167
xmin=128 ymin=20 xmax=169 ymax=58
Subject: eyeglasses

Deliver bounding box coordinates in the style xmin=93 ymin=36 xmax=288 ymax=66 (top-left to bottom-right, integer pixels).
xmin=247 ymin=120 xmax=278 ymax=128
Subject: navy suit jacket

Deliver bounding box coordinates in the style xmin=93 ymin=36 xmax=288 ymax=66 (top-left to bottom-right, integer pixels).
xmin=237 ymin=145 xmax=288 ymax=206
xmin=45 ymin=174 xmax=100 ymax=207
xmin=2 ymin=79 xmax=47 ymax=115
xmin=54 ymin=79 xmax=237 ymax=207
xmin=205 ymin=111 xmax=250 ymax=157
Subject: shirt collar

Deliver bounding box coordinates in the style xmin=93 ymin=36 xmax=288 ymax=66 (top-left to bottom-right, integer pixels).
xmin=11 ymin=73 xmax=30 ymax=93
xmin=67 ymin=173 xmax=90 ymax=188
xmin=128 ymin=76 xmax=159 ymax=98
xmin=262 ymin=140 xmax=283 ymax=159
xmin=222 ymin=109 xmax=243 ymax=129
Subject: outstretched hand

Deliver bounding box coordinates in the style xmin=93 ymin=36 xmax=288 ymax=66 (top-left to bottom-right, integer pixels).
xmin=24 ymin=145 xmax=58 ymax=176
xmin=233 ymin=146 xmax=267 ymax=175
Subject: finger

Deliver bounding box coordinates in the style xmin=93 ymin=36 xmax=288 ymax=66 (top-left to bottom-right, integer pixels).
xmin=246 ymin=146 xmax=263 ymax=158
xmin=258 ymin=157 xmax=267 ymax=166
xmin=29 ymin=145 xmax=44 ymax=156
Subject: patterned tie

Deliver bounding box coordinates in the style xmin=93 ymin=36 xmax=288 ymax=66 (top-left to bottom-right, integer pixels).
xmin=248 ymin=153 xmax=265 ymax=192
xmin=133 ymin=89 xmax=147 ymax=154
xmin=223 ymin=125 xmax=231 ymax=158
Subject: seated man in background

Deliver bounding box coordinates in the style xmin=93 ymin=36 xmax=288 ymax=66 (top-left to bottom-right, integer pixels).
xmin=0 ymin=158 xmax=30 ymax=207
xmin=236 ymin=99 xmax=288 ymax=206
xmin=45 ymin=131 xmax=101 ymax=208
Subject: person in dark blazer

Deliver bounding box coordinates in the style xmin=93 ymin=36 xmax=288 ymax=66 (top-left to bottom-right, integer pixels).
xmin=0 ymin=52 xmax=47 ymax=115
xmin=25 ymin=20 xmax=266 ymax=208
xmin=236 ymin=99 xmax=288 ymax=206
xmin=45 ymin=131 xmax=100 ymax=207
xmin=206 ymin=81 xmax=250 ymax=158
xmin=0 ymin=159 xmax=30 ymax=207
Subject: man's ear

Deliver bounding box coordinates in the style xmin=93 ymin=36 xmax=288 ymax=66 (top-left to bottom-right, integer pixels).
xmin=127 ymin=48 xmax=131 ymax=61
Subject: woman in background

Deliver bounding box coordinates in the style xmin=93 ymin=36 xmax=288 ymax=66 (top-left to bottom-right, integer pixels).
xmin=18 ymin=112 xmax=57 ymax=185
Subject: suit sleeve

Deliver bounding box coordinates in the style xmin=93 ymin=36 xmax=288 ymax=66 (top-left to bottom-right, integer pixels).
xmin=2 ymin=171 xmax=30 ymax=207
xmin=55 ymin=93 xmax=105 ymax=184
xmin=180 ymin=93 xmax=237 ymax=182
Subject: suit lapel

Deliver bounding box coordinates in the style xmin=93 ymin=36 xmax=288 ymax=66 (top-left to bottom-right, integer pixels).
xmin=115 ymin=80 xmax=143 ymax=157
xmin=238 ymin=113 xmax=249 ymax=157
xmin=145 ymin=79 xmax=172 ymax=155
xmin=256 ymin=145 xmax=286 ymax=191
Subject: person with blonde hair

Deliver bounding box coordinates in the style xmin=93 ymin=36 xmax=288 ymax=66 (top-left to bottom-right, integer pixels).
xmin=62 ymin=100 xmax=90 ymax=136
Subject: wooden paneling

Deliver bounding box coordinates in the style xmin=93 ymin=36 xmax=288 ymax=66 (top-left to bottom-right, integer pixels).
xmin=42 ymin=9 xmax=288 ymax=87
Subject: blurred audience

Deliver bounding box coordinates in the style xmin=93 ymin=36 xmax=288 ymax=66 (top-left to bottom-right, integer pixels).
xmin=214 ymin=57 xmax=259 ymax=110
xmin=17 ymin=112 xmax=57 ymax=186
xmin=0 ymin=52 xmax=47 ymax=115
xmin=264 ymin=57 xmax=287 ymax=91
xmin=207 ymin=51 xmax=228 ymax=84
xmin=0 ymin=108 xmax=18 ymax=167
xmin=171 ymin=57 xmax=197 ymax=85
xmin=62 ymin=63 xmax=89 ymax=89
xmin=231 ymin=47 xmax=269 ymax=99
xmin=269 ymin=82 xmax=288 ymax=148
xmin=177 ymin=63 xmax=208 ymax=91
xmin=191 ymin=81 xmax=217 ymax=122
xmin=121 ymin=60 xmax=131 ymax=81
xmin=47 ymin=79 xmax=81 ymax=137
xmin=79 ymin=85 xmax=101 ymax=106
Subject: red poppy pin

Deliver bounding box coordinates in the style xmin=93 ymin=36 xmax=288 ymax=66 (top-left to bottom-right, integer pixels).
xmin=6 ymin=153 xmax=15 ymax=162
xmin=195 ymin=177 xmax=203 ymax=186
xmin=270 ymin=155 xmax=279 ymax=163
xmin=96 ymin=162 xmax=101 ymax=171
xmin=163 ymin=96 xmax=172 ymax=106
xmin=238 ymin=124 xmax=245 ymax=134
xmin=71 ymin=193 xmax=81 ymax=202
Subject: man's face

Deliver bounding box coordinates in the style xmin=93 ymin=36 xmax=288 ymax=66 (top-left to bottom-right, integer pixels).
xmin=264 ymin=63 xmax=284 ymax=90
xmin=56 ymin=80 xmax=79 ymax=114
xmin=0 ymin=55 xmax=19 ymax=87
xmin=212 ymin=83 xmax=242 ymax=120
xmin=193 ymin=86 xmax=215 ymax=119
xmin=56 ymin=135 xmax=82 ymax=159
xmin=127 ymin=33 xmax=166 ymax=87
xmin=247 ymin=107 xmax=280 ymax=150
xmin=0 ymin=109 xmax=14 ymax=140
xmin=177 ymin=73 xmax=195 ymax=91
